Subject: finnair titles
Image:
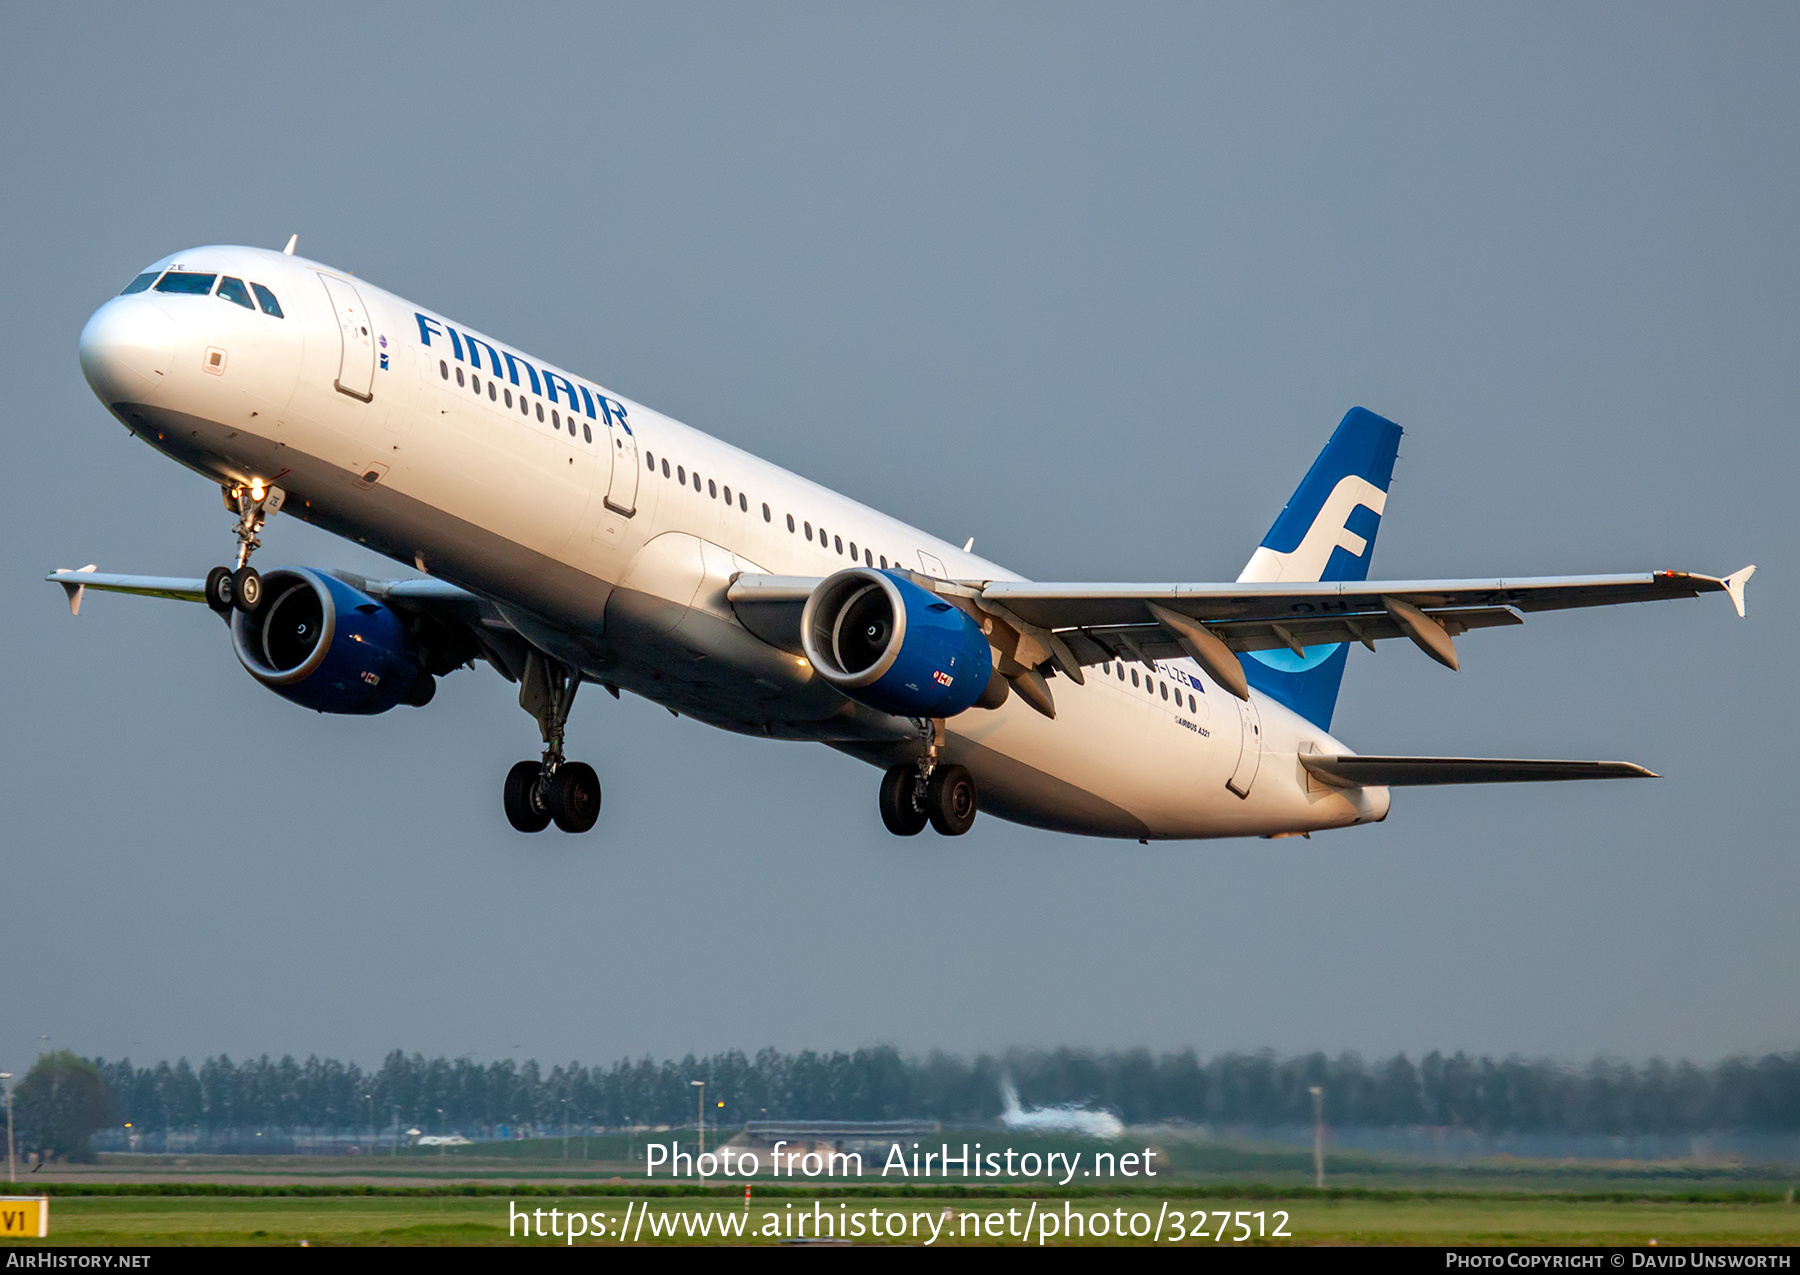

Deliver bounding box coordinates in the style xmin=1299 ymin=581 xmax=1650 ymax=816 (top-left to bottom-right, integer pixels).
xmin=54 ymin=241 xmax=1755 ymax=842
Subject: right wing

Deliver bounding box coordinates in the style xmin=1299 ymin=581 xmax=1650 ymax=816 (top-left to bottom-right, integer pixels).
xmin=45 ymin=567 xmax=539 ymax=685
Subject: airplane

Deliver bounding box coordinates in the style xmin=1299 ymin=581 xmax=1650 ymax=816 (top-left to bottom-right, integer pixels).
xmin=998 ymin=1079 xmax=1125 ymax=1139
xmin=51 ymin=240 xmax=1755 ymax=842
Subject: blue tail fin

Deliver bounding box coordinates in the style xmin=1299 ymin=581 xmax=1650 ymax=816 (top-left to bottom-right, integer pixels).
xmin=1235 ymin=407 xmax=1403 ymax=730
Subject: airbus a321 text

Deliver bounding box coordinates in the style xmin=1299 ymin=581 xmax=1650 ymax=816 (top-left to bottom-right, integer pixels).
xmin=51 ymin=241 xmax=1755 ymax=841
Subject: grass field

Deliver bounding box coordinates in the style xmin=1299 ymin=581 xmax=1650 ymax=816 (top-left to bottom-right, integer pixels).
xmin=4 ymin=1193 xmax=1799 ymax=1246
xmin=12 ymin=1134 xmax=1796 ymax=1245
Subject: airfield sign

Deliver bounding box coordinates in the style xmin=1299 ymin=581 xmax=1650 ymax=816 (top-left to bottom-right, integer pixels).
xmin=0 ymin=1196 xmax=47 ymax=1237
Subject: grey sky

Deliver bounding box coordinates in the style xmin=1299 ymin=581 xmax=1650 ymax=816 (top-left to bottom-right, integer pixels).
xmin=1 ymin=3 xmax=1792 ymax=1073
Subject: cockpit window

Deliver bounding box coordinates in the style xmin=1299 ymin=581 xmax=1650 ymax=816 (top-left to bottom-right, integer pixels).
xmin=216 ymin=277 xmax=255 ymax=310
xmin=120 ymin=272 xmax=160 ymax=295
xmin=250 ymin=283 xmax=284 ymax=318
xmin=154 ymin=271 xmax=218 ymax=295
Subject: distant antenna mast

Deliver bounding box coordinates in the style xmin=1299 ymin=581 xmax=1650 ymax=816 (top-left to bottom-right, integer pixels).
xmin=282 ymin=235 xmax=298 ymax=256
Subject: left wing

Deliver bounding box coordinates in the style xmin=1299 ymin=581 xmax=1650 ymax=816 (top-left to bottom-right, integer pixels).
xmin=728 ymin=566 xmax=1754 ymax=703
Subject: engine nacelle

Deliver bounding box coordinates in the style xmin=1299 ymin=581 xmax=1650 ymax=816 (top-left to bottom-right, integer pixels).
xmin=231 ymin=568 xmax=434 ymax=714
xmin=801 ymin=568 xmax=996 ymax=718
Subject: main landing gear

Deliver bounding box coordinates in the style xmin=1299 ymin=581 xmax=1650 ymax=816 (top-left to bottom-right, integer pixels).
xmin=203 ymin=481 xmax=283 ymax=616
xmin=504 ymin=651 xmax=602 ymax=834
xmin=879 ymin=718 xmax=978 ymax=837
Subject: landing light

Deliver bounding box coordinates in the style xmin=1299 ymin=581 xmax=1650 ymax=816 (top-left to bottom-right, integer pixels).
xmin=250 ymin=479 xmax=265 ymax=501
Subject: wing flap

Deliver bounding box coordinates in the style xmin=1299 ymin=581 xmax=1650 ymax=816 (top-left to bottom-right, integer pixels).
xmin=1300 ymin=755 xmax=1658 ymax=787
xmin=1069 ymin=605 xmax=1524 ymax=664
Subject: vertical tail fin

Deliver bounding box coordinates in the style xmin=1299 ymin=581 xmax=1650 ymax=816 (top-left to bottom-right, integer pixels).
xmin=1236 ymin=407 xmax=1403 ymax=730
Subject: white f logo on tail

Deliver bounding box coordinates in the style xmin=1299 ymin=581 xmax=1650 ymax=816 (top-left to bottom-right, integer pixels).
xmin=1237 ymin=475 xmax=1387 ymax=584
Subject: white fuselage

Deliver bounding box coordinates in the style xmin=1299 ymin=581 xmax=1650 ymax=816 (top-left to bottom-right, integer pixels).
xmin=79 ymin=245 xmax=1389 ymax=840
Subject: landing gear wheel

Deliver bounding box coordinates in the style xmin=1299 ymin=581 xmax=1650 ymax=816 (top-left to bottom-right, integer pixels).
xmin=204 ymin=566 xmax=235 ymax=614
xmin=548 ymin=762 xmax=601 ymax=833
xmin=503 ymin=760 xmax=552 ymax=833
xmin=231 ymin=566 xmax=263 ymax=613
xmin=925 ymin=764 xmax=978 ymax=836
xmin=879 ymin=766 xmax=928 ymax=836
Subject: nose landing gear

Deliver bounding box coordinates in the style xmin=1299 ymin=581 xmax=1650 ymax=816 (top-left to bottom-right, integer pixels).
xmin=203 ymin=481 xmax=284 ymax=615
xmin=879 ymin=718 xmax=978 ymax=837
xmin=504 ymin=651 xmax=603 ymax=834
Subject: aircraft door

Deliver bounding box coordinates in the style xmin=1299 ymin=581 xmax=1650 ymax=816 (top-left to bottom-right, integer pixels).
xmin=318 ymin=274 xmax=376 ymax=402
xmin=1226 ymin=694 xmax=1263 ymax=798
xmin=602 ymin=414 xmax=639 ymax=517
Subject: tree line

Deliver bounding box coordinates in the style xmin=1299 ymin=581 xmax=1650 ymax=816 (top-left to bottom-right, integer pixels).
xmin=62 ymin=1047 xmax=1800 ymax=1146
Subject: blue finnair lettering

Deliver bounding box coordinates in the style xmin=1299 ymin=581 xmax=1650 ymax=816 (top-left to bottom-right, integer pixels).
xmin=502 ymin=351 xmax=541 ymax=395
xmin=464 ymin=334 xmax=504 ymax=377
xmin=543 ymin=371 xmax=580 ymax=410
xmin=413 ymin=311 xmax=621 ymax=425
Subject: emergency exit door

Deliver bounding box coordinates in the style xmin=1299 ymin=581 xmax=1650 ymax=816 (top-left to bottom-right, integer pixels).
xmin=602 ymin=417 xmax=639 ymax=517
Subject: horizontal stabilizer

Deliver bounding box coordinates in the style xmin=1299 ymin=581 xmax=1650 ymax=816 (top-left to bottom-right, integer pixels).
xmin=1300 ymin=755 xmax=1658 ymax=787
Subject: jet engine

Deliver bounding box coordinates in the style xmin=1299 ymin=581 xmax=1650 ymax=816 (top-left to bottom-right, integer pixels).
xmin=231 ymin=567 xmax=434 ymax=714
xmin=801 ymin=568 xmax=1000 ymax=718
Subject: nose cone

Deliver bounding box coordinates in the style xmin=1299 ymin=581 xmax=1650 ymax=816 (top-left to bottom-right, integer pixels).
xmin=80 ymin=298 xmax=174 ymax=404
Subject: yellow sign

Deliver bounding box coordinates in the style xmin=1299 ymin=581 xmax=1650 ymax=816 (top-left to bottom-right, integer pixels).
xmin=0 ymin=1196 xmax=48 ymax=1237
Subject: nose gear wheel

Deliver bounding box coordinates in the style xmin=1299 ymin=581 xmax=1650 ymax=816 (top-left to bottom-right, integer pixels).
xmin=205 ymin=482 xmax=283 ymax=616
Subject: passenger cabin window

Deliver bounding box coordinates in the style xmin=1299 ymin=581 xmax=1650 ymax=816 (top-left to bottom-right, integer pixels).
xmin=455 ymin=367 xmax=465 ymax=386
xmin=740 ymin=493 xmax=748 ymax=512
xmin=663 ymin=459 xmax=671 ymax=478
xmin=763 ymin=503 xmax=772 ymax=522
xmin=787 ymin=514 xmax=795 ymax=532
xmin=583 ymin=423 xmax=592 ymax=442
xmin=216 ymin=277 xmax=254 ymax=310
xmin=1130 ymin=669 xmax=1139 ymax=687
xmin=646 ymin=453 xmax=655 ymax=470
xmin=879 ymin=556 xmax=887 ymax=568
xmin=251 ymin=283 xmax=284 ymax=317
xmin=154 ymin=271 xmax=217 ymax=295
xmin=1160 ymin=682 xmax=1169 ymax=700
xmin=488 ymin=382 xmax=497 ymax=401
xmin=722 ymin=484 xmax=731 ymax=503
xmin=804 ymin=522 xmax=812 ymax=540
xmin=864 ymin=549 xmax=873 ymax=566
xmin=120 ymin=272 xmax=160 ymax=295
xmin=677 ymin=466 xmax=686 ymax=484
xmin=708 ymin=479 xmax=717 ymax=499
xmin=834 ymin=535 xmax=843 ymax=555
xmin=504 ymin=388 xmax=513 ymax=408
